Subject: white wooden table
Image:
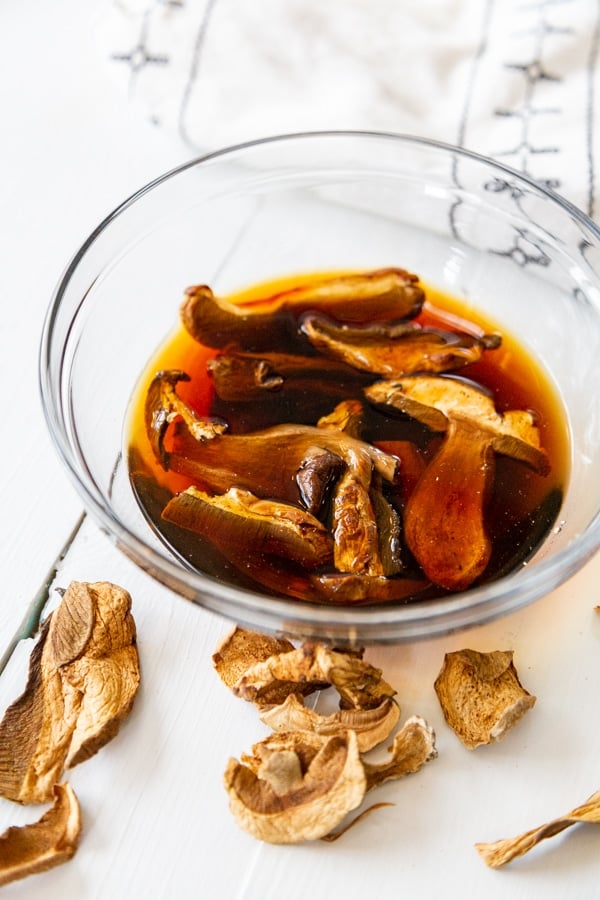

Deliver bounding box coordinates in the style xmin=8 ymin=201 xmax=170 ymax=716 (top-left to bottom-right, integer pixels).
xmin=1 ymin=3 xmax=599 ymax=897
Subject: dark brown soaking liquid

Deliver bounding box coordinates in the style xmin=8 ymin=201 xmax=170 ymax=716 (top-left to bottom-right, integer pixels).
xmin=126 ymin=274 xmax=569 ymax=602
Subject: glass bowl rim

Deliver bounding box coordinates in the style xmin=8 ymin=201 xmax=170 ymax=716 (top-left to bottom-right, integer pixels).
xmin=38 ymin=129 xmax=600 ymax=642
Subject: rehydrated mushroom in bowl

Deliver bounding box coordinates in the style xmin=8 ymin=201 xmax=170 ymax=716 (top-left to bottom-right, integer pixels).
xmin=40 ymin=132 xmax=600 ymax=643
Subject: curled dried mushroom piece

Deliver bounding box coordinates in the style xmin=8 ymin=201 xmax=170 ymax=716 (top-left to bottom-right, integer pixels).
xmin=476 ymin=789 xmax=600 ymax=868
xmin=224 ymin=716 xmax=437 ymax=844
xmin=181 ymin=268 xmax=425 ymax=350
xmin=233 ymin=642 xmax=396 ymax=711
xmin=260 ymin=694 xmax=400 ymax=753
xmin=224 ymin=729 xmax=366 ymax=844
xmin=0 ymin=581 xmax=140 ymax=804
xmin=434 ymin=649 xmax=536 ymax=749
xmin=215 ymin=628 xmax=437 ymax=843
xmin=0 ymin=783 xmax=81 ymax=887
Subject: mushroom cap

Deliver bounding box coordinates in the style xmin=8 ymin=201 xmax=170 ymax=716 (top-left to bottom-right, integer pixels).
xmin=365 ymin=375 xmax=550 ymax=473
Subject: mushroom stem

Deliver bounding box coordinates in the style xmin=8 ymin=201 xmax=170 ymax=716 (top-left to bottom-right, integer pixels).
xmin=404 ymin=420 xmax=494 ymax=590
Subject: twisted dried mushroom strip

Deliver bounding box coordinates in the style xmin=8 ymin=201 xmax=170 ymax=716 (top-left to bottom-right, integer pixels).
xmin=0 ymin=581 xmax=140 ymax=803
xmin=434 ymin=649 xmax=536 ymax=749
xmin=0 ymin=783 xmax=81 ymax=887
xmin=476 ymin=790 xmax=600 ymax=868
xmin=181 ymin=268 xmax=425 ymax=350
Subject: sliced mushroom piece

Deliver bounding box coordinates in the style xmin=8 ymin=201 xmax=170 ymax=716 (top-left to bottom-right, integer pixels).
xmin=234 ymin=643 xmax=396 ymax=710
xmin=301 ymin=313 xmax=501 ymax=377
xmin=181 ymin=269 xmax=425 ymax=350
xmin=145 ymin=369 xmax=228 ymax=468
xmin=162 ymin=486 xmax=334 ymax=569
xmin=212 ymin=626 xmax=296 ymax=691
xmin=0 ymin=783 xmax=81 ymax=887
xmin=224 ymin=730 xmax=366 ymax=844
xmin=365 ymin=376 xmax=550 ymax=590
xmin=0 ymin=582 xmax=140 ymax=803
xmin=362 ymin=715 xmax=437 ymax=790
xmin=208 ymin=351 xmax=365 ymax=402
xmin=434 ymin=649 xmax=536 ymax=749
xmin=146 ymin=371 xmax=399 ymax=510
xmin=260 ymin=693 xmax=400 ymax=752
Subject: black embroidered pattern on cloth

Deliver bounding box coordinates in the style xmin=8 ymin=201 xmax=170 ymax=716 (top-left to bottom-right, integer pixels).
xmin=452 ymin=0 xmax=600 ymax=270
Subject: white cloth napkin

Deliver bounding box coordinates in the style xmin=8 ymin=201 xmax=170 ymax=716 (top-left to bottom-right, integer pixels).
xmin=99 ymin=0 xmax=600 ymax=219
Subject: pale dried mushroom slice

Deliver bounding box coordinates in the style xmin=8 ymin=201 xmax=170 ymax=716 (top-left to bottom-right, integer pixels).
xmin=362 ymin=715 xmax=437 ymax=791
xmin=212 ymin=626 xmax=295 ymax=691
xmin=224 ymin=729 xmax=367 ymax=844
xmin=0 ymin=783 xmax=81 ymax=887
xmin=259 ymin=693 xmax=400 ymax=752
xmin=234 ymin=643 xmax=396 ymax=710
xmin=365 ymin=376 xmax=550 ymax=590
xmin=0 ymin=581 xmax=140 ymax=803
xmin=476 ymin=789 xmax=600 ymax=868
xmin=181 ymin=268 xmax=425 ymax=350
xmin=434 ymin=649 xmax=536 ymax=749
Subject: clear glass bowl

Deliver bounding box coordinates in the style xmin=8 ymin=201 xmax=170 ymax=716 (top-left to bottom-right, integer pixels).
xmin=40 ymin=132 xmax=600 ymax=643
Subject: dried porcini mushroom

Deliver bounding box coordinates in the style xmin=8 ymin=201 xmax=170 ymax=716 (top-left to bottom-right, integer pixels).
xmin=208 ymin=350 xmax=365 ymax=402
xmin=234 ymin=642 xmax=396 ymax=710
xmin=0 ymin=581 xmax=140 ymax=803
xmin=162 ymin=486 xmax=334 ymax=569
xmin=260 ymin=694 xmax=400 ymax=753
xmin=224 ymin=729 xmax=366 ymax=844
xmin=301 ymin=313 xmax=501 ymax=377
xmin=145 ymin=370 xmax=398 ymax=511
xmin=0 ymin=783 xmax=81 ymax=887
xmin=361 ymin=715 xmax=437 ymax=790
xmin=475 ymin=789 xmax=600 ymax=868
xmin=181 ymin=268 xmax=425 ymax=350
xmin=365 ymin=375 xmax=550 ymax=590
xmin=434 ymin=649 xmax=536 ymax=749
xmin=212 ymin=626 xmax=295 ymax=691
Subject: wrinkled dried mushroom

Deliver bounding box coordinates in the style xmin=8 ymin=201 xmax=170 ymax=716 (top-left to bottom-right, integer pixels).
xmin=260 ymin=693 xmax=400 ymax=753
xmin=224 ymin=729 xmax=366 ymax=844
xmin=476 ymin=789 xmax=600 ymax=868
xmin=225 ymin=715 xmax=437 ymax=844
xmin=212 ymin=626 xmax=295 ymax=690
xmin=233 ymin=642 xmax=396 ymax=710
xmin=181 ymin=268 xmax=425 ymax=349
xmin=0 ymin=581 xmax=140 ymax=803
xmin=365 ymin=375 xmax=550 ymax=590
xmin=434 ymin=649 xmax=536 ymax=749
xmin=215 ymin=628 xmax=437 ymax=843
xmin=0 ymin=783 xmax=81 ymax=887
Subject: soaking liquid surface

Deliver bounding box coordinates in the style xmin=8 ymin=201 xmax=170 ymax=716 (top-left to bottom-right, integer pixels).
xmin=126 ymin=272 xmax=569 ymax=604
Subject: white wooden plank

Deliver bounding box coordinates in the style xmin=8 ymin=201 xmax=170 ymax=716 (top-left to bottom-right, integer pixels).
xmin=0 ymin=517 xmax=597 ymax=898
